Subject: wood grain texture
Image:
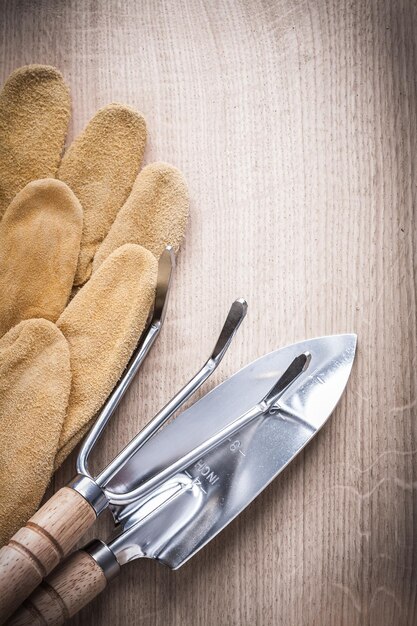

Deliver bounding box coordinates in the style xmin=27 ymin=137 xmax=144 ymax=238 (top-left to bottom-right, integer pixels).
xmin=0 ymin=0 xmax=416 ymax=624
xmin=0 ymin=487 xmax=96 ymax=623
xmin=8 ymin=551 xmax=107 ymax=626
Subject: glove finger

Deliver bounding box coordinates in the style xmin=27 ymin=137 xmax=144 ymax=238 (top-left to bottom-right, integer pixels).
xmin=92 ymin=162 xmax=189 ymax=274
xmin=0 ymin=179 xmax=83 ymax=338
xmin=55 ymin=243 xmax=157 ymax=466
xmin=0 ymin=65 xmax=70 ymax=219
xmin=58 ymin=104 xmax=147 ymax=287
xmin=0 ymin=319 xmax=71 ymax=546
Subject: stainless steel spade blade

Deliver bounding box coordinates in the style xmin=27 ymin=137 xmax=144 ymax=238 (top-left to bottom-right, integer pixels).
xmin=106 ymin=333 xmax=356 ymax=498
xmin=105 ymin=334 xmax=356 ymax=569
xmin=0 ymin=294 xmax=247 ymax=623
xmin=7 ymin=334 xmax=356 ymax=626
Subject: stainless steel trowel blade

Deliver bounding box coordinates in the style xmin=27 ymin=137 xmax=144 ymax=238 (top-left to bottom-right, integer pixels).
xmin=107 ymin=334 xmax=356 ymax=571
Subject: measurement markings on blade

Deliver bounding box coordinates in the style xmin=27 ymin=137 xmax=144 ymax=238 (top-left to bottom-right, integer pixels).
xmin=184 ymin=470 xmax=208 ymax=493
xmin=194 ymin=459 xmax=219 ymax=485
xmin=183 ymin=434 xmax=249 ymax=495
xmin=227 ymin=437 xmax=246 ymax=456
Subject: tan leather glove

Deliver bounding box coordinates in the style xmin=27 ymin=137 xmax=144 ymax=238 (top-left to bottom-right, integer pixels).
xmin=0 ymin=65 xmax=189 ymax=544
xmin=0 ymin=65 xmax=188 ymax=332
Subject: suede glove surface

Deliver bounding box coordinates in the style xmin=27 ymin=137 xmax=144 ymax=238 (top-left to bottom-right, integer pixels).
xmin=0 ymin=65 xmax=189 ymax=545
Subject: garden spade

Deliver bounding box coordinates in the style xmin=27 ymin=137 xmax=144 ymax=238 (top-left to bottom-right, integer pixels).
xmin=7 ymin=333 xmax=356 ymax=625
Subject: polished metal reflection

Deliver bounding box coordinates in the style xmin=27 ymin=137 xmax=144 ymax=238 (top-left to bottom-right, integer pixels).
xmin=97 ymin=298 xmax=248 ymax=490
xmin=85 ymin=540 xmax=121 ymax=581
xmin=106 ymin=334 xmax=356 ymax=570
xmin=106 ymin=351 xmax=310 ymax=504
xmin=76 ymin=246 xmax=175 ymax=478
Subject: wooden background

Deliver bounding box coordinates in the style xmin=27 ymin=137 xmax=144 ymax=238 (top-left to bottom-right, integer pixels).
xmin=1 ymin=0 xmax=416 ymax=624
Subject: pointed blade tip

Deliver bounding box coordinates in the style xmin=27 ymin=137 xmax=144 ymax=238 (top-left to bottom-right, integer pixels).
xmin=316 ymin=332 xmax=357 ymax=360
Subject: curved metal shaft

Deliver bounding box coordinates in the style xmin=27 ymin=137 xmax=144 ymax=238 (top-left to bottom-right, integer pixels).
xmin=103 ymin=351 xmax=309 ymax=505
xmin=76 ymin=246 xmax=175 ymax=477
xmin=96 ymin=298 xmax=248 ymax=488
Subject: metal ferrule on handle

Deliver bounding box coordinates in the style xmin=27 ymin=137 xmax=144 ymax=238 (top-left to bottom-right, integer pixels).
xmin=0 ymin=248 xmax=175 ymax=624
xmin=5 ymin=335 xmax=357 ymax=625
xmin=4 ymin=350 xmax=312 ymax=624
xmin=0 ymin=296 xmax=247 ymax=625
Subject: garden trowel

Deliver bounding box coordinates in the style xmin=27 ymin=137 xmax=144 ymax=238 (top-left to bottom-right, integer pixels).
xmin=6 ymin=332 xmax=356 ymax=625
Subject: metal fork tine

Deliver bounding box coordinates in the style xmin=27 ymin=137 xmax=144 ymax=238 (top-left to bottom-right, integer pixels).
xmin=77 ymin=246 xmax=175 ymax=477
xmin=103 ymin=351 xmax=311 ymax=505
xmin=96 ymin=298 xmax=248 ymax=488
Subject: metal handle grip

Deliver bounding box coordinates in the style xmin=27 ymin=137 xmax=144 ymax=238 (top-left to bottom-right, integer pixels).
xmin=6 ymin=551 xmax=107 ymax=626
xmin=0 ymin=488 xmax=96 ymax=623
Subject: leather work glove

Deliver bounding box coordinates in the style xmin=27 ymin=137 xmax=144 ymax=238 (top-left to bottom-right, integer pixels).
xmin=0 ymin=65 xmax=189 ymax=545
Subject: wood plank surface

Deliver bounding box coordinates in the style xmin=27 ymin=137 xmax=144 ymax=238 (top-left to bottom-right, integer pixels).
xmin=1 ymin=0 xmax=416 ymax=624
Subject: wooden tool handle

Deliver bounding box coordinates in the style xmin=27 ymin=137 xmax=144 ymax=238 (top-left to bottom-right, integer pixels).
xmin=6 ymin=551 xmax=107 ymax=626
xmin=0 ymin=487 xmax=96 ymax=623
